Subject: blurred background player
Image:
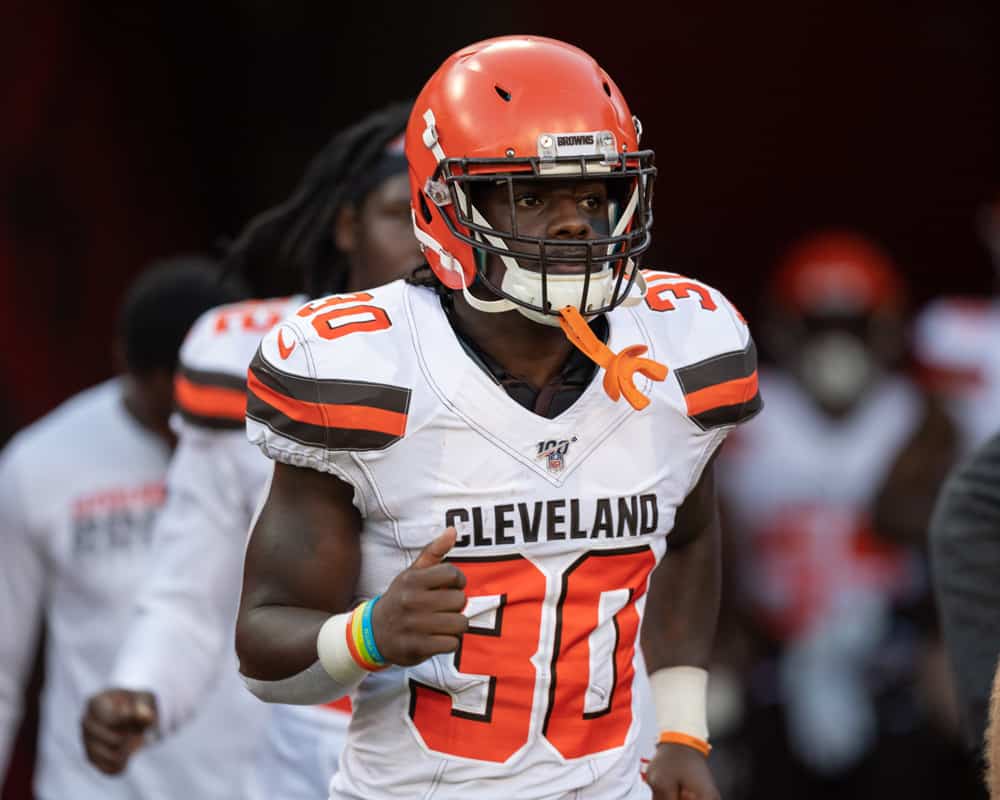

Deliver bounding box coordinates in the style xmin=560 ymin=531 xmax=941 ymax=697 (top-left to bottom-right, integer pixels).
xmin=914 ymin=193 xmax=1000 ymax=452
xmin=714 ymin=230 xmax=977 ymax=799
xmin=81 ymin=100 xmax=422 ymax=799
xmin=0 ymin=256 xmax=250 ymax=799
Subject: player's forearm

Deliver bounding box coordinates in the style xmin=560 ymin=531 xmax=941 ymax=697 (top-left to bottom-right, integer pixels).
xmin=111 ymin=466 xmax=246 ymax=730
xmin=640 ymin=516 xmax=721 ymax=672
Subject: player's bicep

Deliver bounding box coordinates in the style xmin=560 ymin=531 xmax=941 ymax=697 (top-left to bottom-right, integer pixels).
xmin=240 ymin=461 xmax=362 ymax=617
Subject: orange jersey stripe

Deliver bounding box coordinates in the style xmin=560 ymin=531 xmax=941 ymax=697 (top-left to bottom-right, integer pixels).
xmin=175 ymin=374 xmax=246 ymax=421
xmin=247 ymin=370 xmax=407 ymax=437
xmin=684 ymin=372 xmax=759 ymax=417
xmin=324 ymin=696 xmax=352 ymax=713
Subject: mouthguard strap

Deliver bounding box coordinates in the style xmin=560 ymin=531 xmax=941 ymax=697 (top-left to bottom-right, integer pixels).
xmin=558 ymin=305 xmax=668 ymax=410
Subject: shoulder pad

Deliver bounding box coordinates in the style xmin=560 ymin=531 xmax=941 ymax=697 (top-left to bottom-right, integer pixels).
xmin=247 ymin=285 xmax=412 ymax=453
xmin=176 ymin=296 xmax=304 ymax=430
xmin=639 ymin=269 xmax=762 ymax=430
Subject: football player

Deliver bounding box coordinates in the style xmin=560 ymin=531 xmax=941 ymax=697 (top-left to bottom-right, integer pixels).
xmin=0 ymin=257 xmax=247 ymax=799
xmin=236 ymin=36 xmax=761 ymax=800
xmin=913 ymin=193 xmax=1000 ymax=452
xmin=716 ymin=231 xmax=963 ymax=796
xmin=79 ymin=102 xmax=422 ymax=798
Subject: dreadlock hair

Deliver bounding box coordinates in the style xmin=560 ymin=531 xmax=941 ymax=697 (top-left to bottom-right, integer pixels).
xmin=224 ymin=100 xmax=413 ymax=300
xmin=404 ymin=262 xmax=450 ymax=300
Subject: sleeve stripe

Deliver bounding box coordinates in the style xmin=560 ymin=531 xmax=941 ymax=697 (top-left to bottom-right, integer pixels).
xmin=692 ymin=392 xmax=763 ymax=430
xmin=246 ymin=370 xmax=408 ymax=439
xmin=249 ymin=350 xmax=410 ymax=414
xmin=246 ymin=393 xmax=405 ymax=451
xmin=674 ymin=339 xmax=757 ymax=395
xmin=174 ymin=373 xmax=247 ymax=428
xmin=674 ymin=337 xmax=761 ymax=430
xmin=684 ymin=372 xmax=759 ymax=417
xmin=178 ymin=366 xmax=247 ymax=393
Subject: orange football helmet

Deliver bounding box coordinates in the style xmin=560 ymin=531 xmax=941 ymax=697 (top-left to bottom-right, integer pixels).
xmin=771 ymin=230 xmax=905 ymax=316
xmin=405 ymin=35 xmax=655 ymax=325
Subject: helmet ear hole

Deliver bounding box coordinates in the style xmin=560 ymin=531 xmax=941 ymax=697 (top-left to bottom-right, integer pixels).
xmin=494 ymin=85 xmax=512 ymax=102
xmin=602 ymin=81 xmax=611 ymax=97
xmin=419 ymin=193 xmax=433 ymax=225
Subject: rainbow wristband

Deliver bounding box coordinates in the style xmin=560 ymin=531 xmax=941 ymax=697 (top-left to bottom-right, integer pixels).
xmin=344 ymin=598 xmax=387 ymax=672
xmin=361 ymin=595 xmax=386 ymax=664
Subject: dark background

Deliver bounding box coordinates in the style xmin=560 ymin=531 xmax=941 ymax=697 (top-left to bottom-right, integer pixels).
xmin=3 ymin=0 xmax=998 ymax=439
xmin=2 ymin=1 xmax=998 ymax=796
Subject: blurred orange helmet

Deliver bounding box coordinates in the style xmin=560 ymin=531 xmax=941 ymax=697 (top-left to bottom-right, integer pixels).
xmin=771 ymin=230 xmax=905 ymax=316
xmin=405 ymin=35 xmax=655 ymax=325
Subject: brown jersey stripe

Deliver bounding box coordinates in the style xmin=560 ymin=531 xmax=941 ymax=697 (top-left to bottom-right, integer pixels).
xmin=246 ymin=393 xmax=402 ymax=451
xmin=174 ymin=373 xmax=246 ymax=425
xmin=247 ymin=370 xmax=407 ymax=438
xmin=249 ymin=349 xmax=410 ymax=414
xmin=674 ymin=339 xmax=757 ymax=396
xmin=178 ymin=366 xmax=247 ymax=393
xmin=690 ymin=391 xmax=763 ymax=431
xmin=684 ymin=371 xmax=759 ymax=417
xmin=176 ymin=408 xmax=246 ymax=430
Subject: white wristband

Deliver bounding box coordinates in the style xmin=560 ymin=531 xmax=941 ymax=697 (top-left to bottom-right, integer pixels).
xmin=316 ymin=611 xmax=369 ymax=684
xmin=649 ymin=666 xmax=709 ymax=740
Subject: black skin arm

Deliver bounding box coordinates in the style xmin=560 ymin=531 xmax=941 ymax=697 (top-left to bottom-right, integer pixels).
xmin=641 ymin=456 xmax=722 ymax=671
xmin=236 ymin=462 xmax=469 ymax=682
xmin=236 ymin=462 xmax=363 ymax=680
xmin=641 ymin=454 xmax=723 ymax=800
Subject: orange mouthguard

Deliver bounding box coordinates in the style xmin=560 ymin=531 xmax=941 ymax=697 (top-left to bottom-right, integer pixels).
xmin=558 ymin=306 xmax=668 ymax=410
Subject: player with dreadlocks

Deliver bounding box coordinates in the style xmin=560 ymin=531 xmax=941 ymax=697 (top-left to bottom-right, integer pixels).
xmin=227 ymin=99 xmax=418 ymax=299
xmin=80 ymin=100 xmax=421 ymax=799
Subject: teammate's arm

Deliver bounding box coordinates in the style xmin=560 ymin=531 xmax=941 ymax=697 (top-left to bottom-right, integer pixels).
xmin=82 ymin=428 xmax=249 ymax=773
xmin=641 ymin=457 xmax=722 ymax=800
xmin=236 ymin=462 xmax=468 ymax=690
xmin=0 ymin=449 xmax=47 ymax=775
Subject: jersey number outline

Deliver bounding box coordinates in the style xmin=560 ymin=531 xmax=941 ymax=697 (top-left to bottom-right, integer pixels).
xmin=296 ymin=292 xmax=392 ymax=341
xmin=643 ymin=270 xmax=718 ymax=313
xmin=407 ymin=546 xmax=655 ymax=763
xmin=213 ymin=298 xmax=292 ymax=334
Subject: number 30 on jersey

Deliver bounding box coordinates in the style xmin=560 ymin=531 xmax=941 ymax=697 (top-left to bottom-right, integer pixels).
xmin=407 ymin=546 xmax=655 ymax=763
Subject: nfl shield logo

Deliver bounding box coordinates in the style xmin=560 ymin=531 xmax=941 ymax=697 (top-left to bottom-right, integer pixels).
xmin=536 ymin=437 xmax=575 ymax=474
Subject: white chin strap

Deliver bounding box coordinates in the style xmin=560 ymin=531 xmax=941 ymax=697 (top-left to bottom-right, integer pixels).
xmin=413 ymin=109 xmax=648 ymax=326
xmin=411 ymin=207 xmax=648 ymax=327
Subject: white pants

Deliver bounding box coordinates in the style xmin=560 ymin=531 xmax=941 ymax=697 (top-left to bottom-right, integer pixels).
xmin=256 ymin=703 xmax=351 ymax=799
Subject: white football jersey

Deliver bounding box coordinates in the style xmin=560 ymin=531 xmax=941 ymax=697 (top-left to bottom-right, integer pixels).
xmin=247 ymin=273 xmax=761 ymax=800
xmin=913 ymin=296 xmax=1000 ymax=451
xmin=106 ymin=294 xmax=352 ymax=798
xmin=716 ymin=369 xmax=923 ymax=640
xmin=0 ymin=379 xmax=248 ymax=799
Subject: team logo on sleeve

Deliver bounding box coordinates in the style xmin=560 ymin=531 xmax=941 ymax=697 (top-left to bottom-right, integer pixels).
xmin=535 ymin=437 xmax=576 ymax=473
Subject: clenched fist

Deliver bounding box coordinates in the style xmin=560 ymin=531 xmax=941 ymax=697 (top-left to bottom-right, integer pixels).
xmin=646 ymin=743 xmax=720 ymax=800
xmin=81 ymin=689 xmax=157 ymax=774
